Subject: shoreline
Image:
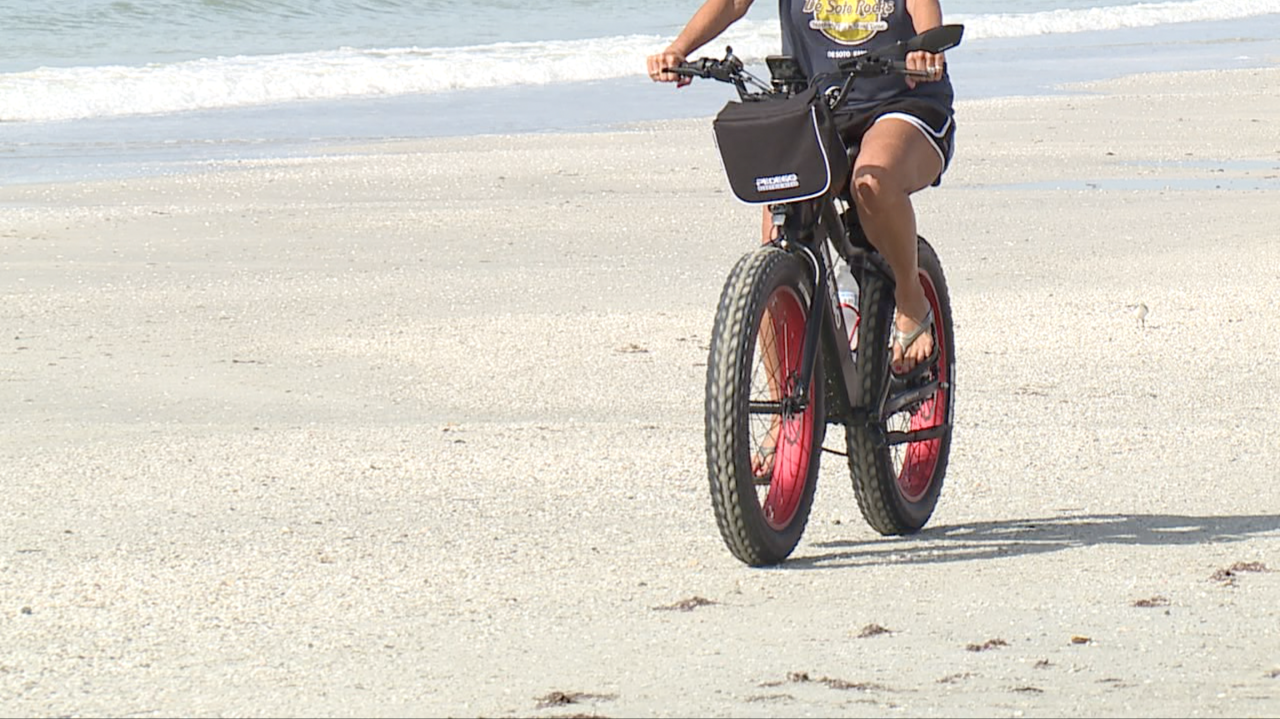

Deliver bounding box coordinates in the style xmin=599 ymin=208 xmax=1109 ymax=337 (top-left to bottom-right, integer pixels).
xmin=7 ymin=64 xmax=1279 ymax=191
xmin=4 ymin=11 xmax=1280 ymax=188
xmin=1 ymin=65 xmax=1279 ymax=717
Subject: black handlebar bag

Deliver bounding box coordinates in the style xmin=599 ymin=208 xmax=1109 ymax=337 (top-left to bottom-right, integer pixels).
xmin=712 ymin=85 xmax=850 ymax=205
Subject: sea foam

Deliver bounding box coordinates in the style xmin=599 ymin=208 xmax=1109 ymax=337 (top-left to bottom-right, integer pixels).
xmin=2 ymin=0 xmax=1276 ymax=122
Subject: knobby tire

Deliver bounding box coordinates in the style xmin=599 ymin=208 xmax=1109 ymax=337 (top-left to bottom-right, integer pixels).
xmin=705 ymin=247 xmax=826 ymax=566
xmin=846 ymin=237 xmax=955 ymax=535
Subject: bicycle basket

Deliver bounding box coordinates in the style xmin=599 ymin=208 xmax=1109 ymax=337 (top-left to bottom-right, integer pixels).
xmin=712 ymin=85 xmax=849 ymax=205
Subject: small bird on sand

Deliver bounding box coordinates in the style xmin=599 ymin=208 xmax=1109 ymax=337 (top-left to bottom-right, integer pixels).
xmin=1132 ymin=302 xmax=1149 ymax=329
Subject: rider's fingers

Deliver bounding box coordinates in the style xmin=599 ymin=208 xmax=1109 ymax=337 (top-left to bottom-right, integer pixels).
xmin=931 ymin=51 xmax=946 ymax=80
xmin=647 ymin=54 xmax=666 ymax=82
xmin=646 ymin=55 xmax=664 ymax=82
xmin=906 ymin=50 xmax=945 ymax=82
xmin=903 ymin=51 xmax=921 ymax=88
xmin=666 ymin=52 xmax=687 ymax=82
xmin=647 ymin=50 xmax=686 ymax=83
xmin=902 ymin=51 xmax=920 ymax=88
xmin=926 ymin=52 xmax=946 ymax=81
xmin=906 ymin=50 xmax=927 ymax=73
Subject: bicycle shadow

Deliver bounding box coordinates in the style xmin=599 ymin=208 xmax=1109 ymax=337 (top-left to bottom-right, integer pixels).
xmin=787 ymin=513 xmax=1280 ymax=570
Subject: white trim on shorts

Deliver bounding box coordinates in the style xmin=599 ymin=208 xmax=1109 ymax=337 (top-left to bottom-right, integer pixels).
xmin=874 ymin=111 xmax=954 ymax=168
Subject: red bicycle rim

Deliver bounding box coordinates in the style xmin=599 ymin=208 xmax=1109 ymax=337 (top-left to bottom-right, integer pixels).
xmin=758 ymin=287 xmax=816 ymax=530
xmin=897 ymin=270 xmax=948 ymax=502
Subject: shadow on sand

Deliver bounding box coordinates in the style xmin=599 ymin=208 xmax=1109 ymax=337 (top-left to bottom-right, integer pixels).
xmin=788 ymin=513 xmax=1280 ymax=570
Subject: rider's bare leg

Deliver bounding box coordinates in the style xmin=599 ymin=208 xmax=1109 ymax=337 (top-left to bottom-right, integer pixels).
xmin=760 ymin=208 xmax=775 ymax=244
xmin=755 ymin=207 xmax=781 ymax=474
xmin=850 ymin=117 xmax=944 ymax=374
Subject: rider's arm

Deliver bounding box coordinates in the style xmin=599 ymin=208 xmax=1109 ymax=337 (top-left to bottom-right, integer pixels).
xmin=647 ymin=0 xmax=755 ymax=84
xmin=905 ymin=0 xmax=946 ymax=87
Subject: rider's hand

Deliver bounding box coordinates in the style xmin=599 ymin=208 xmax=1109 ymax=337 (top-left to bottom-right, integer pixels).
xmin=905 ymin=50 xmax=945 ymax=89
xmin=647 ymin=48 xmax=692 ymax=88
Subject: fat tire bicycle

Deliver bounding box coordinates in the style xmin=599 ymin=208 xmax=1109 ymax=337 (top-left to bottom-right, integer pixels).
xmin=676 ymin=25 xmax=965 ymax=566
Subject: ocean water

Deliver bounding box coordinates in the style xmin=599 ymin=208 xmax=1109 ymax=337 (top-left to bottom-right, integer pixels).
xmin=2 ymin=0 xmax=1279 ymax=184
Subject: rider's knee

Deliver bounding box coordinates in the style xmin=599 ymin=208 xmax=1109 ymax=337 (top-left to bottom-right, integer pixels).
xmin=853 ymin=166 xmax=909 ymax=211
xmin=852 ymin=169 xmax=886 ymax=209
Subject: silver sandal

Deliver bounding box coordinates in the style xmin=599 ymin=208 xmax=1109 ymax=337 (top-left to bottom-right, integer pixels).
xmin=892 ymin=307 xmax=936 ymax=377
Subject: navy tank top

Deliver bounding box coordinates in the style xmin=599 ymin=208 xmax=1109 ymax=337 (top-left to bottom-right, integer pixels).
xmin=779 ymin=0 xmax=954 ymax=112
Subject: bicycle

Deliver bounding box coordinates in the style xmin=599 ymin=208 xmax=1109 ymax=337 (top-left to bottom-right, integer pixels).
xmin=672 ymin=25 xmax=965 ymax=566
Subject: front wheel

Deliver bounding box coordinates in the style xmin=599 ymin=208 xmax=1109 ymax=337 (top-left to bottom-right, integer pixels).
xmin=846 ymin=237 xmax=955 ymax=535
xmin=705 ymin=248 xmax=826 ymax=566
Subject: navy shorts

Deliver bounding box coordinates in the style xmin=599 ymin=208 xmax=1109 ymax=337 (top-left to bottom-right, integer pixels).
xmin=835 ymin=98 xmax=956 ymax=186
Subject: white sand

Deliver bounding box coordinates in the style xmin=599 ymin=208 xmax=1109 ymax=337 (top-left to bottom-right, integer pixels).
xmin=1 ymin=67 xmax=1278 ymax=717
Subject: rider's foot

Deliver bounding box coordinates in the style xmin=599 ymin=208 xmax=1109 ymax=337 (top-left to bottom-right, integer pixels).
xmin=751 ymin=445 xmax=775 ymax=481
xmin=752 ymin=419 xmax=781 ymax=480
xmin=892 ymin=299 xmax=935 ymax=376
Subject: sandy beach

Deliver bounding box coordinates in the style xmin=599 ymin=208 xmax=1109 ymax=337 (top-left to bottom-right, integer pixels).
xmin=2 ymin=67 xmax=1279 ymax=717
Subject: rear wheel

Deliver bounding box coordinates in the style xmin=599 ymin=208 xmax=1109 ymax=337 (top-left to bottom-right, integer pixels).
xmin=846 ymin=237 xmax=954 ymax=535
xmin=705 ymin=248 xmax=826 ymax=566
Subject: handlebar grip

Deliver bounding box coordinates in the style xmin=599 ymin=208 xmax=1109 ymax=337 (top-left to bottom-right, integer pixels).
xmin=667 ymin=60 xmax=715 ymax=79
xmin=889 ymin=59 xmax=930 ymax=77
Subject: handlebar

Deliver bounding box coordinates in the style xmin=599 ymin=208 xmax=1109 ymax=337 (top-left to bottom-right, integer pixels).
xmin=665 ymin=24 xmax=964 ymax=105
xmin=668 ymin=55 xmax=743 ymax=83
xmin=667 ymin=48 xmax=772 ymax=96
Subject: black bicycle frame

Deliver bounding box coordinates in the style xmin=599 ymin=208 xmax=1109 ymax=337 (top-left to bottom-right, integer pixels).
xmin=769 ymin=194 xmax=863 ymax=419
xmin=767 ymin=194 xmax=947 ymax=446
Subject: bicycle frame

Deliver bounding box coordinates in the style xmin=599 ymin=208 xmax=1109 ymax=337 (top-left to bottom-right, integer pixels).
xmin=766 ymin=194 xmax=948 ymax=447
xmin=766 ymin=195 xmax=864 ymax=421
